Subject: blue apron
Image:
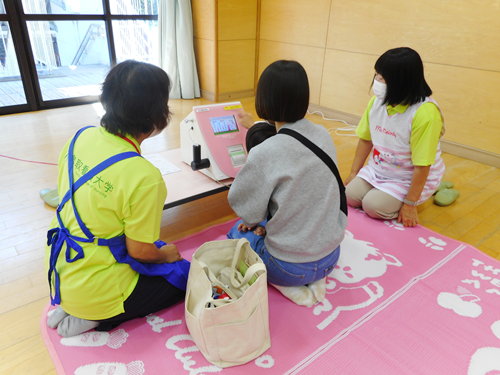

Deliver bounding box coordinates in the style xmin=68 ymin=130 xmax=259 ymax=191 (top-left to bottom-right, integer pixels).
xmin=47 ymin=126 xmax=190 ymax=306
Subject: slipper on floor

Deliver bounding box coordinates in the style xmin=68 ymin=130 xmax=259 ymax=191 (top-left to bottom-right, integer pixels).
xmin=40 ymin=188 xmax=59 ymax=208
xmin=434 ymin=188 xmax=459 ymax=206
xmin=433 ymin=181 xmax=454 ymax=195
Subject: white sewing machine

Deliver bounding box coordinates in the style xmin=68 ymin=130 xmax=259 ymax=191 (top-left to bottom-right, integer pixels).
xmin=180 ymin=102 xmax=249 ymax=181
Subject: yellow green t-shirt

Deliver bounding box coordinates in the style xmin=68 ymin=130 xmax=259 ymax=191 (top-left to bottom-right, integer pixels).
xmin=44 ymin=127 xmax=167 ymax=320
xmin=355 ymin=96 xmax=444 ymax=166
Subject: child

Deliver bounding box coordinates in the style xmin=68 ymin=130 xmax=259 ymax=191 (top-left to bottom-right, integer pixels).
xmin=245 ymin=121 xmax=276 ymax=236
xmin=245 ymin=121 xmax=277 ymax=152
xmin=344 ymin=47 xmax=448 ymax=227
xmin=227 ymin=60 xmax=347 ymax=307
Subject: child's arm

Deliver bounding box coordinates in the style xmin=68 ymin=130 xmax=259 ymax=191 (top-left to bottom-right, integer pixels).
xmin=236 ymin=110 xmax=254 ymax=129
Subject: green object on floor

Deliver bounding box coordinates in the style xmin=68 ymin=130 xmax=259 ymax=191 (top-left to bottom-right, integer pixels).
xmin=40 ymin=188 xmax=59 ymax=208
xmin=434 ymin=188 xmax=460 ymax=206
xmin=433 ymin=181 xmax=454 ymax=195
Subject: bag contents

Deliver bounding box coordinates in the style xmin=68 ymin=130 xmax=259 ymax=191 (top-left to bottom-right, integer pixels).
xmin=239 ymin=259 xmax=258 ymax=285
xmin=211 ymin=283 xmax=232 ymax=300
xmin=218 ymin=266 xmax=248 ymax=298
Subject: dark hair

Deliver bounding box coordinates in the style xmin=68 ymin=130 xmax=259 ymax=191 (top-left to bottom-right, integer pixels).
xmin=100 ymin=60 xmax=171 ymax=138
xmin=373 ymin=47 xmax=432 ymax=106
xmin=255 ymin=60 xmax=309 ymax=123
xmin=246 ymin=122 xmax=277 ymax=152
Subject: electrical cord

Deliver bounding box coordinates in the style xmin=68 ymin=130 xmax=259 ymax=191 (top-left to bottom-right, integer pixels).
xmin=213 ymin=177 xmax=232 ymax=189
xmin=307 ymin=110 xmax=358 ymax=137
xmin=0 ymin=154 xmax=57 ymax=166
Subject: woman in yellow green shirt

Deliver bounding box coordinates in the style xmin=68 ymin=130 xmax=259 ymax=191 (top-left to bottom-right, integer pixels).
xmin=45 ymin=61 xmax=188 ymax=337
xmin=345 ymin=47 xmax=445 ymax=227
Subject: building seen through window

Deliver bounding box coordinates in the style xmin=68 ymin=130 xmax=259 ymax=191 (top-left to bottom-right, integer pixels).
xmin=0 ymin=0 xmax=158 ymax=112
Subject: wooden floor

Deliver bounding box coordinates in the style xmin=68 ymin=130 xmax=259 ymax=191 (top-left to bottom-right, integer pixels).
xmin=1 ymin=97 xmax=499 ymax=374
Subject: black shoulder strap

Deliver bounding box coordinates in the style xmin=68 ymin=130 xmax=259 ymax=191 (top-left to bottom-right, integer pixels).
xmin=279 ymin=128 xmax=347 ymax=216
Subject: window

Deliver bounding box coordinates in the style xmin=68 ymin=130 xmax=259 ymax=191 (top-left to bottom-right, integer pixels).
xmin=0 ymin=0 xmax=159 ymax=114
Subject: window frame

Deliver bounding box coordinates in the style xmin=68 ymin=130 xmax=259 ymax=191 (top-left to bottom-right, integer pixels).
xmin=0 ymin=0 xmax=158 ymax=115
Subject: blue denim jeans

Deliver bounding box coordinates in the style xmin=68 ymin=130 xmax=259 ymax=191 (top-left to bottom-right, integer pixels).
xmin=227 ymin=220 xmax=340 ymax=287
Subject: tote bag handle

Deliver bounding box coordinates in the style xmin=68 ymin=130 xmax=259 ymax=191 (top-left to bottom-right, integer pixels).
xmin=230 ymin=238 xmax=266 ymax=289
xmin=198 ymin=262 xmax=239 ymax=300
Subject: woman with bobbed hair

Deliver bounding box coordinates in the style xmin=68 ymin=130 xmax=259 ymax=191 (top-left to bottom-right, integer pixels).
xmin=45 ymin=60 xmax=188 ymax=337
xmin=227 ymin=60 xmax=347 ymax=307
xmin=345 ymin=47 xmax=446 ymax=227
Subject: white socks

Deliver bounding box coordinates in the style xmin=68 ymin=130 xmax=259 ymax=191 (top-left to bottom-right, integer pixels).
xmin=47 ymin=306 xmax=99 ymax=337
xmin=271 ymin=284 xmax=317 ymax=307
xmin=271 ymin=277 xmax=327 ymax=307
xmin=307 ymin=277 xmax=327 ymax=303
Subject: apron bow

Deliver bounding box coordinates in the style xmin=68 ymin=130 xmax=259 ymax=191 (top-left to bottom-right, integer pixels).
xmin=47 ymin=226 xmax=86 ymax=305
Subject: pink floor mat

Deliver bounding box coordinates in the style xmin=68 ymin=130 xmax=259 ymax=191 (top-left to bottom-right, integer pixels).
xmin=41 ymin=208 xmax=500 ymax=374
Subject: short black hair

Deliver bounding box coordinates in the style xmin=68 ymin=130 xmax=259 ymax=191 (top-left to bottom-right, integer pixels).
xmin=255 ymin=60 xmax=309 ymax=123
xmin=100 ymin=60 xmax=171 ymax=138
xmin=246 ymin=122 xmax=277 ymax=152
xmin=374 ymin=47 xmax=432 ymax=106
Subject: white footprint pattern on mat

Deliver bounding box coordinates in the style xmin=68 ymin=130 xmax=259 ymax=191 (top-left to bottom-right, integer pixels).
xmin=329 ymin=230 xmax=402 ymax=285
xmin=418 ymin=236 xmax=447 ymax=250
xmin=314 ymin=230 xmax=400 ymax=330
xmin=60 ymin=329 xmax=128 ymax=349
xmin=384 ymin=219 xmax=405 ymax=231
xmin=437 ymin=286 xmax=482 ymax=318
xmin=468 ymin=320 xmax=500 ymax=375
xmin=146 ymin=314 xmax=182 ymax=333
xmin=255 ymin=354 xmax=274 ymax=369
xmin=74 ymin=360 xmax=144 ymax=375
xmin=166 ymin=334 xmax=223 ymax=374
xmin=314 ymin=282 xmax=384 ymax=330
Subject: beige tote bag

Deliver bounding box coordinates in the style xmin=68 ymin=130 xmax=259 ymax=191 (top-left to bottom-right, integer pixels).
xmin=185 ymin=238 xmax=271 ymax=368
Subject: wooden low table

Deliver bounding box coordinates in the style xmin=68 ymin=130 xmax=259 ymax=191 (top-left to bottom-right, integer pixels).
xmin=155 ymin=148 xmax=233 ymax=210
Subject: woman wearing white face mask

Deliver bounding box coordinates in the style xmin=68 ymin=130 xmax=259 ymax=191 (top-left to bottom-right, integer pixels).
xmin=344 ymin=47 xmax=445 ymax=227
xmin=44 ymin=61 xmax=189 ymax=338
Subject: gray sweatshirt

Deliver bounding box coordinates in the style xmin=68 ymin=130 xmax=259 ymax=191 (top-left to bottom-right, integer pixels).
xmin=228 ymin=118 xmax=347 ymax=263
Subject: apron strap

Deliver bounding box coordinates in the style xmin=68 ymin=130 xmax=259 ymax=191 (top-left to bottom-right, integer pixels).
xmin=61 ymin=127 xmax=141 ymax=240
xmin=48 ymin=127 xmax=141 ymax=305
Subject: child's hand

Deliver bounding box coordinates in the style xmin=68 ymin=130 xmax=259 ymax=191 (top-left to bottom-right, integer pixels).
xmin=236 ymin=110 xmax=254 ymax=129
xmin=253 ymin=226 xmax=266 ymax=237
xmin=238 ymin=223 xmax=254 ymax=232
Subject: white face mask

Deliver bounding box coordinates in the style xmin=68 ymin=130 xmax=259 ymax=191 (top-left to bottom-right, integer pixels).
xmin=372 ymin=78 xmax=387 ymax=101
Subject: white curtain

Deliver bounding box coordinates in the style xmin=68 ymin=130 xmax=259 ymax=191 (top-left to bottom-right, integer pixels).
xmin=158 ymin=0 xmax=201 ymax=99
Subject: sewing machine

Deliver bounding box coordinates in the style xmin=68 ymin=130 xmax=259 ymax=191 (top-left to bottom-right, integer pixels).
xmin=180 ymin=102 xmax=249 ymax=181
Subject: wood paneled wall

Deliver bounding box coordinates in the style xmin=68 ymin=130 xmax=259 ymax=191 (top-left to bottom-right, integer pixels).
xmin=262 ymin=0 xmax=500 ymax=157
xmin=191 ymin=0 xmax=500 ymax=156
xmin=192 ymin=0 xmax=217 ymax=101
xmin=192 ymin=0 xmax=258 ymax=102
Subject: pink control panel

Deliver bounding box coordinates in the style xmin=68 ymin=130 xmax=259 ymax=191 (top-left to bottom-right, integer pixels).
xmin=193 ymin=103 xmax=249 ymax=178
